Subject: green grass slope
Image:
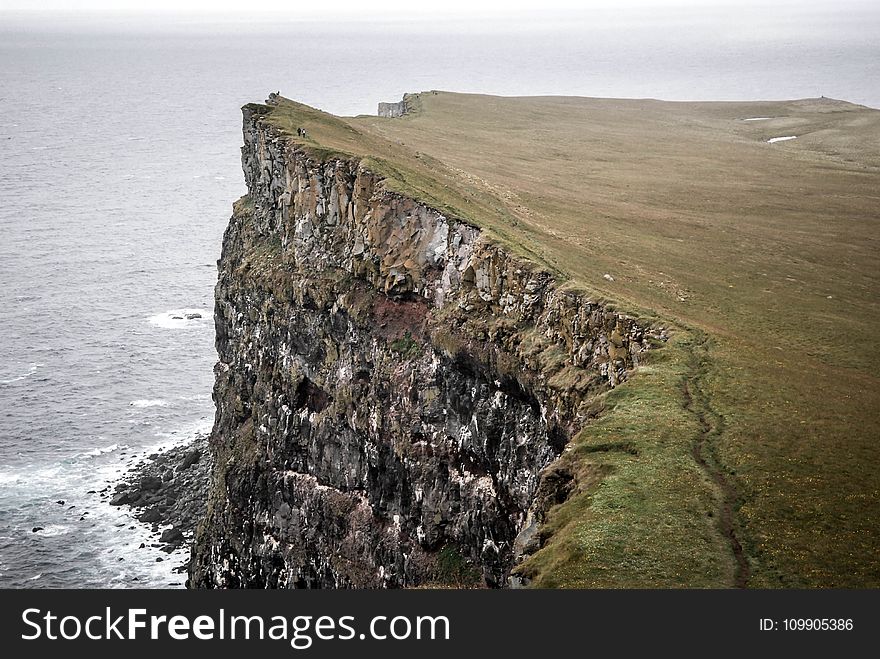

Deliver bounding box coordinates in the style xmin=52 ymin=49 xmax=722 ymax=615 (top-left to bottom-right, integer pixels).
xmin=259 ymin=92 xmax=880 ymax=587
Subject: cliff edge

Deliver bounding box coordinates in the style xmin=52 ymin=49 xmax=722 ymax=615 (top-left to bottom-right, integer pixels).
xmin=191 ymin=92 xmax=880 ymax=589
xmin=189 ymin=97 xmax=674 ymax=587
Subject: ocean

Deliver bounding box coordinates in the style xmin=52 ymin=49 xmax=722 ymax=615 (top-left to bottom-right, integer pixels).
xmin=1 ymin=5 xmax=878 ymax=588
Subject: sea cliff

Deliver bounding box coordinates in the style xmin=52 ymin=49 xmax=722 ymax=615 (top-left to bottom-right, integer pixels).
xmin=189 ymin=99 xmax=660 ymax=588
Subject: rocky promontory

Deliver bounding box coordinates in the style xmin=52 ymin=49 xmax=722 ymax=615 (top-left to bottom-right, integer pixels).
xmin=188 ymin=97 xmax=660 ymax=589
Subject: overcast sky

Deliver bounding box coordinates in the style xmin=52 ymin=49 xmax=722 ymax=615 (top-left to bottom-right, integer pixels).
xmin=0 ymin=0 xmax=863 ymax=15
xmin=0 ymin=0 xmax=715 ymax=11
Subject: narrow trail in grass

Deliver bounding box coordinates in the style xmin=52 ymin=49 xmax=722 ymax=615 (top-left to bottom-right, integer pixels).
xmin=682 ymin=334 xmax=750 ymax=589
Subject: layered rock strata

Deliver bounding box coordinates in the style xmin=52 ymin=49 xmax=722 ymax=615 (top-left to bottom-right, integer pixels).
xmin=190 ymin=102 xmax=656 ymax=588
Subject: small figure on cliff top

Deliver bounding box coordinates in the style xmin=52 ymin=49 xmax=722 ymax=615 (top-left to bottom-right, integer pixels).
xmin=267 ymin=91 xmax=280 ymax=105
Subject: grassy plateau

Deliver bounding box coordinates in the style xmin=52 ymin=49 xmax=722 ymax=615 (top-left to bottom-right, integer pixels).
xmin=260 ymin=92 xmax=880 ymax=587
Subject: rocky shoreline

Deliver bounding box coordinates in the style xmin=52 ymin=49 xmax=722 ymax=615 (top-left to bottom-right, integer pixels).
xmin=104 ymin=433 xmax=212 ymax=578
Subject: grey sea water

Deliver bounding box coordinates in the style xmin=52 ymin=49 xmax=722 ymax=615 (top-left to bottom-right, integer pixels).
xmin=1 ymin=6 xmax=878 ymax=588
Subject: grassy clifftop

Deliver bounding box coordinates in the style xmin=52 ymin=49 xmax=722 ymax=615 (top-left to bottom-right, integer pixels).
xmin=258 ymin=92 xmax=880 ymax=587
xmin=258 ymin=97 xmax=558 ymax=271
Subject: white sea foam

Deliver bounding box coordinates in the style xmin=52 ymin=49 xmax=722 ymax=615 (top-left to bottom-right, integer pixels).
xmin=767 ymin=135 xmax=797 ymax=143
xmin=0 ymin=473 xmax=21 ymax=487
xmin=130 ymin=399 xmax=168 ymax=408
xmin=4 ymin=464 xmax=62 ymax=490
xmin=1 ymin=362 xmax=42 ymax=385
xmin=147 ymin=308 xmax=211 ymax=329
xmin=33 ymin=525 xmax=69 ymax=537
xmin=28 ymin=574 xmax=42 ymax=581
xmin=743 ymin=117 xmax=772 ymax=121
xmin=84 ymin=443 xmax=123 ymax=457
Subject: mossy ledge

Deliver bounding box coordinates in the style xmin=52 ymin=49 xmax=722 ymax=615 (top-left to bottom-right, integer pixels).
xmin=189 ymin=96 xmax=732 ymax=588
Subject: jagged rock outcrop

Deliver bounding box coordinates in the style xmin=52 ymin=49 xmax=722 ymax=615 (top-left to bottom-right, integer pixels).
xmin=378 ymin=96 xmax=410 ymax=118
xmin=190 ymin=102 xmax=658 ymax=588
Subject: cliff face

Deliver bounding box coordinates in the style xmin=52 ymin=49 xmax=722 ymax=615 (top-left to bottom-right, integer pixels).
xmin=377 ymin=100 xmax=407 ymax=118
xmin=189 ymin=104 xmax=657 ymax=588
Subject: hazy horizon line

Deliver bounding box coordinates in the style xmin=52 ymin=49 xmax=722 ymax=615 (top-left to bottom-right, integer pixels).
xmin=3 ymin=3 xmax=878 ymax=35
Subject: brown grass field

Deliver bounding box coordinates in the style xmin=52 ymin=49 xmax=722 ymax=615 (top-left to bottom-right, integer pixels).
xmin=263 ymin=92 xmax=880 ymax=587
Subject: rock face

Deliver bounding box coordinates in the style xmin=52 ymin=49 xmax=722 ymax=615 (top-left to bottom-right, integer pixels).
xmin=189 ymin=103 xmax=657 ymax=588
xmin=377 ymin=97 xmax=409 ymax=118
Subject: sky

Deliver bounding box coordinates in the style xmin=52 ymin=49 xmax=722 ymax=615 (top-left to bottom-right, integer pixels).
xmin=1 ymin=0 xmax=866 ymax=15
xmin=2 ymin=0 xmax=875 ymax=40
xmin=0 ymin=0 xmax=718 ymax=10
